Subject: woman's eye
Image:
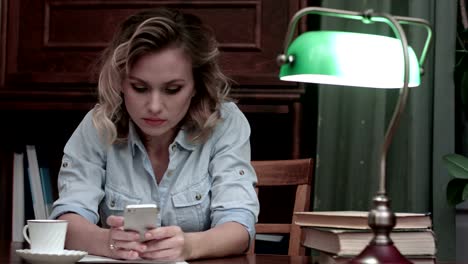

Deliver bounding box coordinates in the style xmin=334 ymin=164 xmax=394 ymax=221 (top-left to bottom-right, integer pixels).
xmin=166 ymin=85 xmax=182 ymax=94
xmin=130 ymin=83 xmax=147 ymax=93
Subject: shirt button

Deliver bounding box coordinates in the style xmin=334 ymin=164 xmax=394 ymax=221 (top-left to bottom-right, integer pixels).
xmin=171 ymin=145 xmax=177 ymax=151
xmin=239 ymin=170 xmax=245 ymax=175
xmin=195 ymin=194 xmax=202 ymax=200
xmin=62 ymin=162 xmax=69 ymax=168
xmin=110 ymin=200 xmax=116 ymax=208
xmin=167 ymin=170 xmax=173 ymax=177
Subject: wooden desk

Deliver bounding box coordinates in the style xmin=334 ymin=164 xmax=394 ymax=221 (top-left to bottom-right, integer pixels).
xmin=2 ymin=241 xmax=312 ymax=264
xmin=191 ymin=254 xmax=311 ymax=264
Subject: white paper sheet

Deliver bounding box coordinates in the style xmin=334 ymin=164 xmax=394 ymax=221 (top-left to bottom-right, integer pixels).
xmin=79 ymin=254 xmax=188 ymax=263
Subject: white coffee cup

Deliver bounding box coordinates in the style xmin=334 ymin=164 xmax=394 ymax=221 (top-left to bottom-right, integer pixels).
xmin=22 ymin=219 xmax=68 ymax=254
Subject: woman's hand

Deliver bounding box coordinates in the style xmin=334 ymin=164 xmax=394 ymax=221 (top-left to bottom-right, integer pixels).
xmin=139 ymin=226 xmax=192 ymax=261
xmin=106 ymin=215 xmax=147 ymax=260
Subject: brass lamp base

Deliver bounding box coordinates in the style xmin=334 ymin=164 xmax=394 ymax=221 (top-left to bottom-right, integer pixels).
xmin=349 ymin=243 xmax=412 ymax=264
xmin=349 ymin=194 xmax=412 ymax=264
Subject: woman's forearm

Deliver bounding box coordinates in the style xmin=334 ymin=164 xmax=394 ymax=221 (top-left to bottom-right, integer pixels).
xmin=58 ymin=214 xmax=249 ymax=260
xmin=58 ymin=213 xmax=112 ymax=257
xmin=185 ymin=222 xmax=249 ymax=260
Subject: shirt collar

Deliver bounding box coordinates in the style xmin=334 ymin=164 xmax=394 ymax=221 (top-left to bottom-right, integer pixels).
xmin=128 ymin=121 xmax=145 ymax=156
xmin=128 ymin=121 xmax=196 ymax=156
xmin=173 ymin=128 xmax=197 ymax=151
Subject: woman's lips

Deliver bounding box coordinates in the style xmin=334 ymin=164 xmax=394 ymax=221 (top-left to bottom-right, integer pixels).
xmin=143 ymin=118 xmax=167 ymax=126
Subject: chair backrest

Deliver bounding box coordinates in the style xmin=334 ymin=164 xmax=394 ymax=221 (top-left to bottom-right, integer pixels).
xmin=249 ymin=158 xmax=314 ymax=256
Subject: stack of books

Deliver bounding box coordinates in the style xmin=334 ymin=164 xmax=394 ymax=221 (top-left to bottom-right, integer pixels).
xmin=295 ymin=211 xmax=436 ymax=264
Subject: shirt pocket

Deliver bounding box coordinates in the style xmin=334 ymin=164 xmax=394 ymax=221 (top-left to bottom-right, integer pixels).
xmin=171 ymin=174 xmax=211 ymax=232
xmin=99 ymin=185 xmax=141 ymax=227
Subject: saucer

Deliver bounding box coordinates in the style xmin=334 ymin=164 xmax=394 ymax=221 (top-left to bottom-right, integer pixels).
xmin=16 ymin=249 xmax=88 ymax=264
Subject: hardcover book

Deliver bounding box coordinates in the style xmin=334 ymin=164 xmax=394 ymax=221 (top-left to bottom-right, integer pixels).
xmin=312 ymin=251 xmax=436 ymax=264
xmin=302 ymin=227 xmax=436 ymax=256
xmin=295 ymin=211 xmax=432 ymax=230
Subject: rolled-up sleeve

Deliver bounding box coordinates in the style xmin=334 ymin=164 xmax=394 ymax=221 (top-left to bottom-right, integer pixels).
xmin=49 ymin=110 xmax=107 ymax=224
xmin=208 ymin=103 xmax=260 ymax=241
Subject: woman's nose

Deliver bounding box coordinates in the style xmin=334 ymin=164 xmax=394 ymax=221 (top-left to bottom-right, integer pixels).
xmin=148 ymin=91 xmax=163 ymax=113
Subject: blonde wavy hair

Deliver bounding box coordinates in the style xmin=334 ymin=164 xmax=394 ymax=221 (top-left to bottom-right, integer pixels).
xmin=92 ymin=8 xmax=231 ymax=144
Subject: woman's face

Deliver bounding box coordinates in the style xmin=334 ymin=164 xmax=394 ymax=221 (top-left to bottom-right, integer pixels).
xmin=122 ymin=46 xmax=195 ymax=140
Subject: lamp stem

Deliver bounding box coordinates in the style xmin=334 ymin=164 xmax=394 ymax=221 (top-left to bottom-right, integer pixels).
xmin=377 ymin=11 xmax=410 ymax=195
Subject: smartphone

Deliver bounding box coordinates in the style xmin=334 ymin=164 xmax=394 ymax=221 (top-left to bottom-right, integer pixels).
xmin=123 ymin=204 xmax=159 ymax=241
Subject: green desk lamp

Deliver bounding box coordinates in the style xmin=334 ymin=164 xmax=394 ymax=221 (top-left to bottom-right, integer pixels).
xmin=278 ymin=7 xmax=432 ymax=264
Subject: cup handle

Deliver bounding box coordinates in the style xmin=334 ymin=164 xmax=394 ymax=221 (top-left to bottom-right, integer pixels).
xmin=22 ymin=225 xmax=31 ymax=244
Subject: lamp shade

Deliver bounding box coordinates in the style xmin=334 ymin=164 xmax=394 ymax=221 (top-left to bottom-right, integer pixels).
xmin=279 ymin=31 xmax=421 ymax=88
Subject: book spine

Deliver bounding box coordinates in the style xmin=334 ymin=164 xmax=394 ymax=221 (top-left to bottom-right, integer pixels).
xmin=39 ymin=167 xmax=53 ymax=218
xmin=26 ymin=145 xmax=47 ymax=219
xmin=23 ymin=156 xmax=35 ymax=221
xmin=12 ymin=152 xmax=25 ymax=242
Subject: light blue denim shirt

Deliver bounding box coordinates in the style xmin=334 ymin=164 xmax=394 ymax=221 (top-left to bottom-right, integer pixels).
xmin=50 ymin=102 xmax=259 ymax=240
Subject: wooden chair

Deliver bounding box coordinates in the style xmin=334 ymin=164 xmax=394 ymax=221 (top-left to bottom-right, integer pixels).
xmin=249 ymin=158 xmax=314 ymax=256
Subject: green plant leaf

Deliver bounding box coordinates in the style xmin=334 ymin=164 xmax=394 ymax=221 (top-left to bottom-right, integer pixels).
xmin=443 ymin=153 xmax=468 ymax=179
xmin=447 ymin=178 xmax=468 ymax=205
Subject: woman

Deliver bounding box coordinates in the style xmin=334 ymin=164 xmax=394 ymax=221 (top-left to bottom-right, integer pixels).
xmin=49 ymin=7 xmax=259 ymax=261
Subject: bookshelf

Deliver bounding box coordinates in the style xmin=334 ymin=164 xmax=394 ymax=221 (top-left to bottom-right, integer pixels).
xmin=0 ymin=109 xmax=86 ymax=241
